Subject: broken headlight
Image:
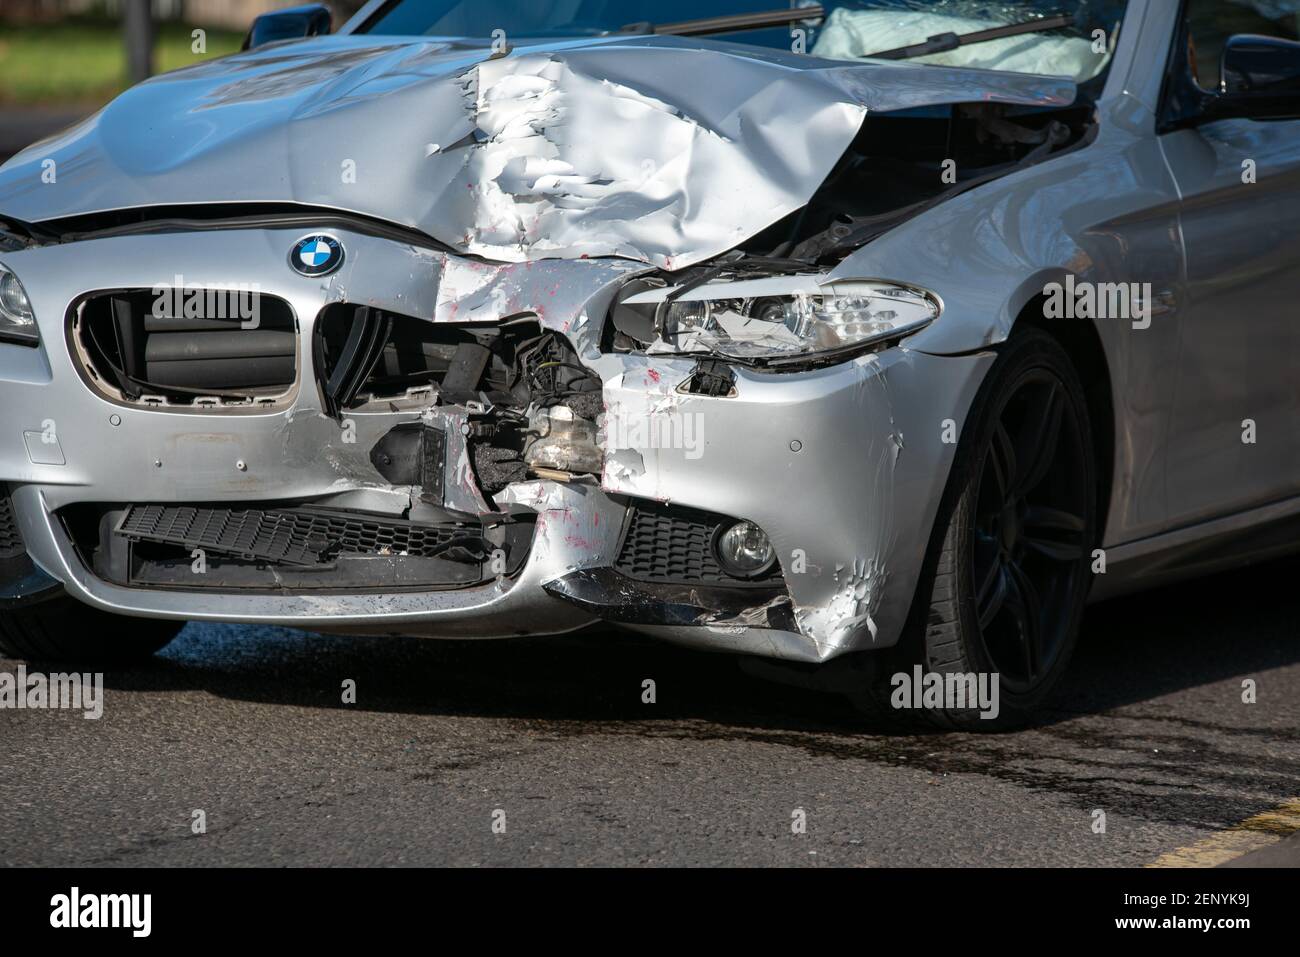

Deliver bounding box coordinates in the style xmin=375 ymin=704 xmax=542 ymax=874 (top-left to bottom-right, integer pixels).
xmin=612 ymin=275 xmax=938 ymax=365
xmin=0 ymin=262 xmax=38 ymax=346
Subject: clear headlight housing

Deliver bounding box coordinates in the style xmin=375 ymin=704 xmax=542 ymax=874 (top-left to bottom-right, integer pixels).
xmin=0 ymin=262 xmax=38 ymax=346
xmin=612 ymin=274 xmax=938 ymax=366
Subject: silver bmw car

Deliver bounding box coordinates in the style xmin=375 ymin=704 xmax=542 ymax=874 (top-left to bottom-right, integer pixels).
xmin=1 ymin=0 xmax=1297 ymax=726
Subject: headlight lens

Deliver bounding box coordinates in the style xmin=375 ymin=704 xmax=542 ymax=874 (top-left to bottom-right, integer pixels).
xmin=615 ymin=274 xmax=938 ymax=365
xmin=0 ymin=263 xmax=37 ymax=346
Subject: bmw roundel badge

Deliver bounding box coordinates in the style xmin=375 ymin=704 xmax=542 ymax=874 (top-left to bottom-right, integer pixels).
xmin=290 ymin=234 xmax=344 ymax=277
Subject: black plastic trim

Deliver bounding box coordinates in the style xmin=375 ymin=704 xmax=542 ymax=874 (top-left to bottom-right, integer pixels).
xmin=544 ymin=567 xmax=794 ymax=629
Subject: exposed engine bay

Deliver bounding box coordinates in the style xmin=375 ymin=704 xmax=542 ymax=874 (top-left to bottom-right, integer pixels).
xmin=747 ymin=102 xmax=1093 ymax=263
xmin=313 ymin=311 xmax=607 ymax=496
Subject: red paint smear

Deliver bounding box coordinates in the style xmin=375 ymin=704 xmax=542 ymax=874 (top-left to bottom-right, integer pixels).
xmin=646 ymin=369 xmax=662 ymax=384
xmin=543 ymin=506 xmax=575 ymax=524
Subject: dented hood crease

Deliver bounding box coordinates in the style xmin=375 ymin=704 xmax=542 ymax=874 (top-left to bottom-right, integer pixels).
xmin=0 ymin=34 xmax=1074 ymax=268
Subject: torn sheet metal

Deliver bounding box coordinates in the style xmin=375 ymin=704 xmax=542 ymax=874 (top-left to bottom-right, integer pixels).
xmin=541 ymin=567 xmax=794 ymax=632
xmin=495 ymin=479 xmax=624 ymax=573
xmin=431 ymin=256 xmax=639 ymax=357
xmin=433 ymin=51 xmax=868 ymax=266
xmin=300 ymin=229 xmax=640 ymax=357
xmin=0 ymin=34 xmax=1073 ymax=268
xmin=418 ymin=408 xmax=494 ymax=515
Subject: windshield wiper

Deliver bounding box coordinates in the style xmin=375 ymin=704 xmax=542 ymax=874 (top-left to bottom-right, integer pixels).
xmin=620 ymin=5 xmax=825 ymax=37
xmin=866 ymin=12 xmax=1074 ymax=61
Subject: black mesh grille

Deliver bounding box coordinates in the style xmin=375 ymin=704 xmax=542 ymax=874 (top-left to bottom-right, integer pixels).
xmin=614 ymin=502 xmax=781 ymax=585
xmin=117 ymin=504 xmax=476 ymax=566
xmin=0 ymin=485 xmax=24 ymax=559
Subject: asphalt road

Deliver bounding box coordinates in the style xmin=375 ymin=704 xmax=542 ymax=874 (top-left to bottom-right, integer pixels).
xmin=2 ymin=553 xmax=1298 ymax=867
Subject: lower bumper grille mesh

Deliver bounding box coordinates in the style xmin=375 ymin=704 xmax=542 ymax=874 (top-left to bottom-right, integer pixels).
xmin=116 ymin=504 xmax=473 ymax=566
xmin=614 ymin=502 xmax=782 ymax=585
xmin=0 ymin=486 xmax=24 ymax=559
xmin=0 ymin=488 xmax=22 ymax=556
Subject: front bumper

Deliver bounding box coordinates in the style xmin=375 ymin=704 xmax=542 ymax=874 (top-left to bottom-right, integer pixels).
xmin=0 ymin=227 xmax=992 ymax=661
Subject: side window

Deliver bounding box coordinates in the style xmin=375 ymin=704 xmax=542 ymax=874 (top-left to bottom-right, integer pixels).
xmin=1187 ymin=0 xmax=1300 ymax=90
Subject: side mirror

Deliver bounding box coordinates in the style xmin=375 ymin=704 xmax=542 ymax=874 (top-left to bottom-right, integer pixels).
xmin=1208 ymin=34 xmax=1300 ymax=121
xmin=242 ymin=3 xmax=332 ymax=51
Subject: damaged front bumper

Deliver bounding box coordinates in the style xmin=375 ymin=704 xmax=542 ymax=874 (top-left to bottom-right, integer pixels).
xmin=0 ymin=227 xmax=992 ymax=661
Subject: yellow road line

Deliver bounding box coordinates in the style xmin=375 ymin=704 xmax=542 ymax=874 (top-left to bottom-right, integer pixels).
xmin=1147 ymin=798 xmax=1300 ymax=868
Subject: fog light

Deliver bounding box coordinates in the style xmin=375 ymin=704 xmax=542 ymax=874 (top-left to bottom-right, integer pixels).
xmin=713 ymin=520 xmax=776 ymax=578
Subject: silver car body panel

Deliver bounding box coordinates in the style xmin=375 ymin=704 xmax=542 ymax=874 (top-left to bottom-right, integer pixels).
xmin=4 ymin=0 xmax=1298 ymax=659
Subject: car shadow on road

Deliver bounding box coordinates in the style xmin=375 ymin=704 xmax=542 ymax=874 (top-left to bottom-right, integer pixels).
xmin=85 ymin=552 xmax=1300 ymax=738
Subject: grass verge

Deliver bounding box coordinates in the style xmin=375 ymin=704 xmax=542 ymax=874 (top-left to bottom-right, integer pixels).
xmin=0 ymin=17 xmax=244 ymax=107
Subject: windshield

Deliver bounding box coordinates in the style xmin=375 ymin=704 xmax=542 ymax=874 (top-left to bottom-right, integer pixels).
xmin=355 ymin=1 xmax=1130 ymax=83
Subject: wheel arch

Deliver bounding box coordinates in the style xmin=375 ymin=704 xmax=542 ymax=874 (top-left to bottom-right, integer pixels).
xmin=1010 ymin=294 xmax=1116 ymax=536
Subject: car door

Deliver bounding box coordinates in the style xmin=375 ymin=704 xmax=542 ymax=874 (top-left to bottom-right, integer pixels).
xmin=1158 ymin=0 xmax=1300 ymax=526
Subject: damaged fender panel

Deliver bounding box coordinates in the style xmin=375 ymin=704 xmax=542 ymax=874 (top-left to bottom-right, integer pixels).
xmin=824 ymin=94 xmax=1185 ymax=546
xmin=589 ymin=347 xmax=994 ymax=662
xmin=0 ymin=35 xmax=1073 ymax=268
xmin=835 ymin=95 xmax=1181 ymax=357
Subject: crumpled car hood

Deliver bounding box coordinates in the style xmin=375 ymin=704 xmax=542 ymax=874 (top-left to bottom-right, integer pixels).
xmin=0 ymin=34 xmax=1074 ymax=268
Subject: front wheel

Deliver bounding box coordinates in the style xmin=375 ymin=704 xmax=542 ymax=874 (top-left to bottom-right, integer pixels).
xmin=865 ymin=328 xmax=1099 ymax=730
xmin=0 ymin=597 xmax=183 ymax=664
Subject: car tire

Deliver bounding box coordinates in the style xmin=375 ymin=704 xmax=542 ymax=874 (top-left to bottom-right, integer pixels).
xmin=855 ymin=327 xmax=1099 ymax=730
xmin=0 ymin=598 xmax=183 ymax=664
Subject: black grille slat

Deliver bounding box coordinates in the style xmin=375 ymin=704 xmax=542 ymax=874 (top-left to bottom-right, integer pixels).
xmin=117 ymin=505 xmax=474 ymax=566
xmin=615 ymin=503 xmax=782 ymax=585
xmin=0 ymin=485 xmax=24 ymax=558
